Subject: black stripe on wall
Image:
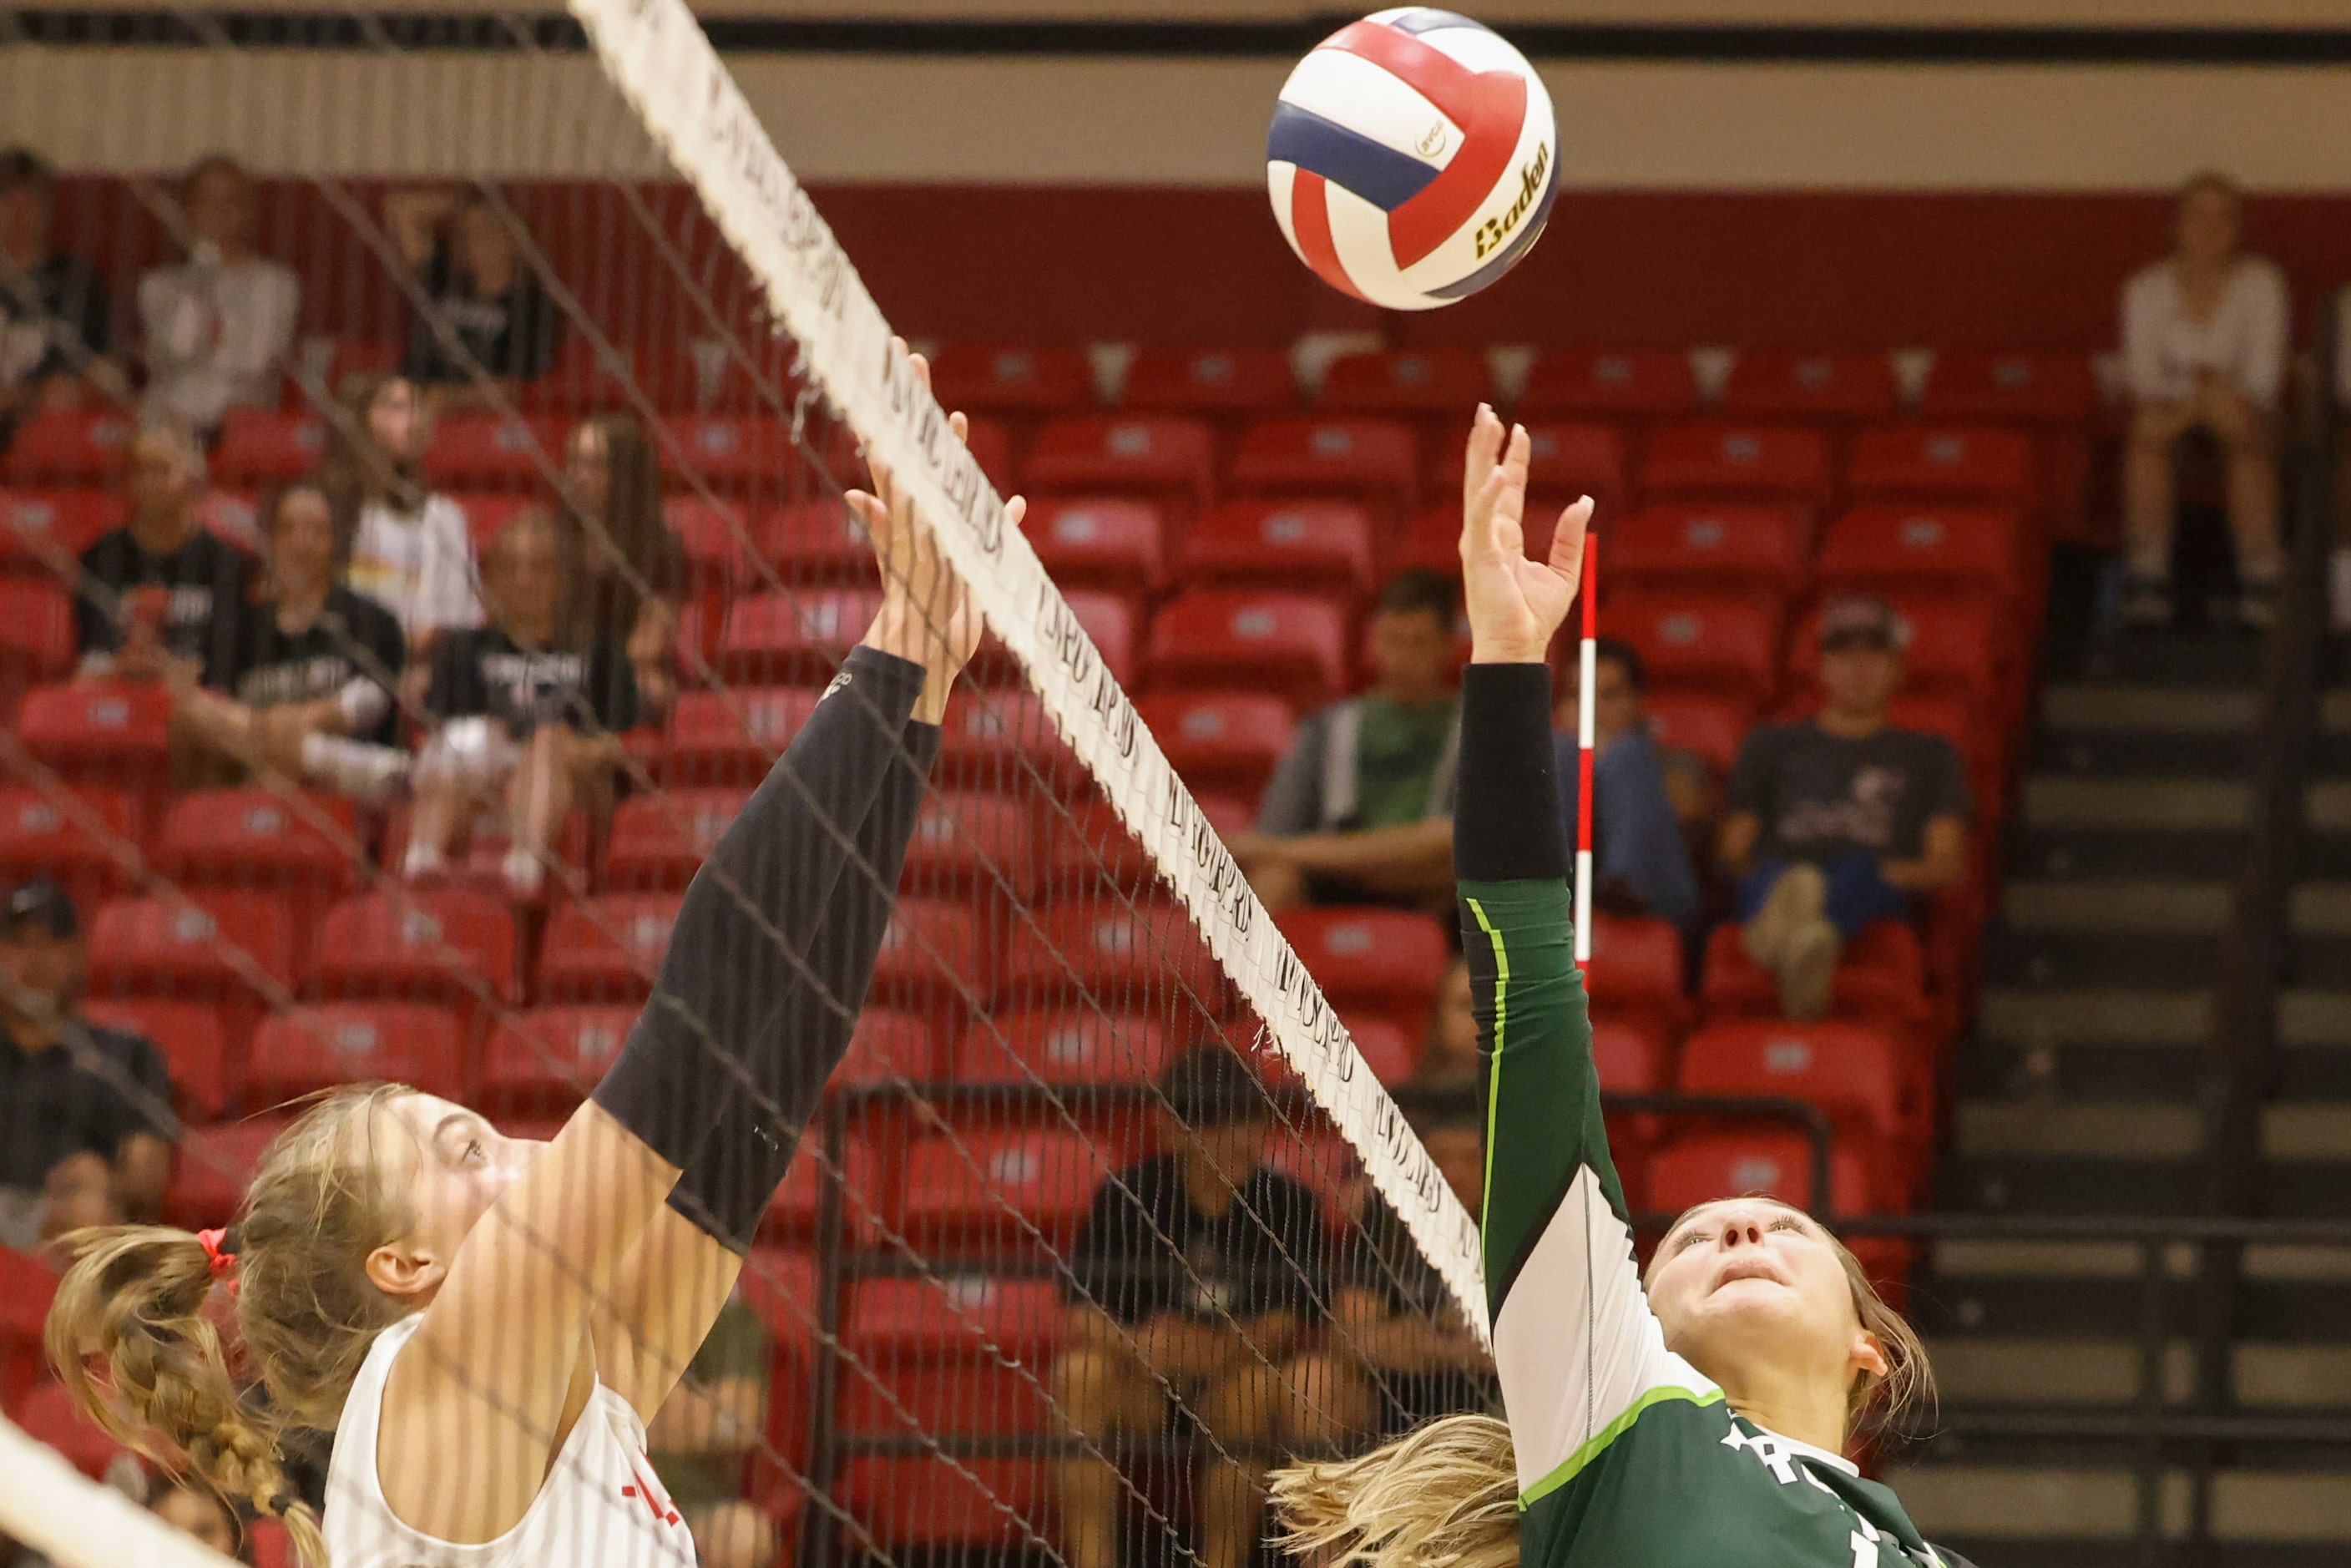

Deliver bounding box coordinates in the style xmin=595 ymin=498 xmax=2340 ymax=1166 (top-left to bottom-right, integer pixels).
xmin=5 ymin=10 xmax=2351 ymax=64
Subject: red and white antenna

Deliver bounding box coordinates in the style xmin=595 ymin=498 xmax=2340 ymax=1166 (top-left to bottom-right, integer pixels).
xmin=1575 ymin=529 xmax=1597 ymax=965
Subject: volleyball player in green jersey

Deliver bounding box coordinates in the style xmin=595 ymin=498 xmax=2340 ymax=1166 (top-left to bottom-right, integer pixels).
xmin=1275 ymin=408 xmax=1968 ymax=1568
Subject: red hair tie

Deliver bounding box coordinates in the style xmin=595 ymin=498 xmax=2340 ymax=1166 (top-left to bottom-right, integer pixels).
xmin=195 ymin=1227 xmax=239 ymax=1282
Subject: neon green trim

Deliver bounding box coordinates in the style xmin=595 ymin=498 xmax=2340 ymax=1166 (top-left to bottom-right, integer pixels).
xmin=1516 ymin=1384 xmax=1725 ymax=1510
xmin=1466 ymin=895 xmax=1509 ymax=1243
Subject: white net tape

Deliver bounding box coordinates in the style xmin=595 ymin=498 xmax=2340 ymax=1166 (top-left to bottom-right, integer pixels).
xmin=566 ymin=0 xmax=1489 ymax=1338
xmin=0 ymin=1415 xmax=238 ymax=1568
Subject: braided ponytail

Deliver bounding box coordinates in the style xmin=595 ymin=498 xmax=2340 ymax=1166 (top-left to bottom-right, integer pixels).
xmin=44 ymin=1227 xmax=327 ymax=1566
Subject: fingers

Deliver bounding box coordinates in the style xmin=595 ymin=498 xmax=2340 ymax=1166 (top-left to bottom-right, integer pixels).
xmin=1003 ymin=493 xmax=1028 ymax=533
xmin=1547 ymin=495 xmax=1595 ymax=597
xmin=1462 ymin=403 xmax=1503 ymax=513
xmin=1459 ymin=466 xmax=1510 ymax=564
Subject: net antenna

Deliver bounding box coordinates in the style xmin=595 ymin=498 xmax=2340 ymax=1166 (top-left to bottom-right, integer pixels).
xmin=569 ymin=0 xmax=1488 ymax=1337
xmin=1574 ymin=531 xmax=1597 ymax=966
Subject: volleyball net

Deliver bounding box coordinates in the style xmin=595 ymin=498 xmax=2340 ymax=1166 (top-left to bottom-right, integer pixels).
xmin=0 ymin=7 xmax=1499 ymax=1565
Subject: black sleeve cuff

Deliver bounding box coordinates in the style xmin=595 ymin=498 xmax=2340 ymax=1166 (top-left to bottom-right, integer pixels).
xmin=1454 ymin=663 xmax=1569 ymax=884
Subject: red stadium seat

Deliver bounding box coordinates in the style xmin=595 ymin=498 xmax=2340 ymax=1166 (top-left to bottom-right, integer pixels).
xmin=0 ymin=1247 xmax=57 ymax=1409
xmin=1605 ymin=592 xmax=1783 ymax=707
xmin=1721 ymin=351 xmax=1897 ymax=422
xmin=1277 ymin=907 xmax=1450 ymax=1043
xmin=716 ymin=589 xmax=882 ymax=683
xmin=535 ymin=893 xmax=679 ymax=1004
xmin=478 ymin=1004 xmax=638 ymax=1114
xmin=659 ymin=686 xmax=822 ymax=787
xmin=899 ymin=1129 xmax=1114 ymax=1252
xmin=829 ymin=1009 xmax=941 ymax=1088
xmin=605 ymin=787 xmax=750 ymax=891
xmin=935 ymin=687 xmax=1069 ymax=788
xmin=0 ymin=784 xmax=142 ymax=914
xmin=847 ymin=1272 xmax=1064 ymax=1359
xmin=1582 ymin=912 xmax=1688 ymax=1044
xmin=1519 ymin=349 xmax=1699 ymax=420
xmin=1606 ymin=503 xmax=1812 ymax=601
xmin=1678 ymin=1018 xmax=1908 ymax=1146
xmin=1228 ymin=417 xmax=1418 ymax=516
xmin=1816 ymin=504 xmax=2027 ymax=601
xmin=0 ymin=488 xmax=124 ymax=574
xmin=1338 ymin=1015 xmax=1419 ymax=1086
xmin=929 ymin=344 xmax=1095 ymax=414
xmin=1319 ymin=347 xmax=1490 ymax=417
xmin=16 ymin=681 xmax=174 ymax=829
xmin=760 ymin=498 xmax=876 ymax=584
xmin=0 ymin=582 xmax=78 ymax=715
xmin=1593 ymin=1018 xmax=1670 ymax=1094
xmin=311 ymin=889 xmax=518 ymax=1028
xmin=1645 ymin=1130 xmax=1875 ymax=1219
xmin=970 ymin=589 xmax=1135 ymax=690
xmin=1146 ymin=589 xmax=1348 ymax=710
xmin=246 ymin=1002 xmax=465 ymax=1104
xmin=154 ymin=789 xmax=361 ymax=960
xmin=770 ymin=1130 xmax=887 ymax=1242
xmin=422 ymin=412 xmax=565 ymax=489
xmin=520 ymin=336 xmax=701 ymax=414
xmin=1137 ymin=690 xmax=1294 ymax=799
xmin=1024 ymin=497 xmax=1166 ymax=601
xmin=661 ymin=495 xmax=756 ymax=591
xmin=1430 ymin=420 xmax=1630 ymax=518
xmin=0 ymin=409 xmax=136 ymax=485
xmin=1918 ymin=352 xmax=2099 ymax=424
xmin=1642 ymin=694 xmax=1752 ymax=778
xmin=1641 ymin=422 xmax=1833 ymax=510
xmin=1788 ymin=594 xmax=2007 ymax=706
xmin=1022 ymin=415 xmax=1216 ymax=518
xmin=1121 ymin=345 xmax=1296 ymax=417
xmin=88 ymin=890 xmax=298 ymax=1052
xmin=839 ymin=1399 xmax=1052 ymax=1544
xmin=958 ymin=1007 xmax=1173 ymax=1086
xmin=904 ymin=790 xmax=1037 ymax=896
xmin=16 ymin=1380 xmax=124 ymax=1481
xmin=164 ymin=1115 xmax=291 ymax=1227
xmin=215 ymin=408 xmax=328 ymax=486
xmin=83 ymin=998 xmax=235 ymax=1122
xmin=453 ymin=492 xmax=537 ymax=554
xmin=871 ymin=898 xmax=990 ymax=1005
xmin=657 ymin=415 xmax=788 ymax=490
xmin=1176 ymin=499 xmax=1375 ymax=598
xmin=996 ymin=898 xmax=1224 ymax=1012
xmin=1700 ymin=919 xmax=1930 ymax=1040
xmin=1847 ymin=426 xmax=2035 ymax=508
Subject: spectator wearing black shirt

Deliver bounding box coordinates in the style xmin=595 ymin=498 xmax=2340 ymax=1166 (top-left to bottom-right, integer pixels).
xmin=172 ymin=480 xmax=408 ymax=804
xmin=405 ymin=508 xmax=637 ymax=899
xmin=0 ymin=146 xmax=116 ymax=435
xmin=0 ymin=880 xmax=176 ymax=1257
xmin=1055 ymin=1046 xmax=1331 ymax=1568
xmin=74 ymin=424 xmax=249 ymax=690
xmin=564 ymin=413 xmax=687 ymax=722
xmin=1719 ymin=595 xmax=1971 ymax=1019
xmin=387 ymin=187 xmax=561 ymax=406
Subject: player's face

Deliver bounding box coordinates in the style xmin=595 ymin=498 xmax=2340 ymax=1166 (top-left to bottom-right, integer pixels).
xmin=0 ymin=922 xmax=79 ymax=1017
xmin=1644 ymin=1199 xmax=1882 ymax=1408
xmin=1818 ymin=642 xmax=1902 ymax=718
xmin=495 ymin=527 xmax=564 ymax=627
xmin=455 ymin=201 xmax=514 ymax=285
xmin=369 ymin=378 xmax=422 ymax=460
xmin=377 ymin=1093 xmax=549 ymax=1291
xmin=1367 ymin=609 xmax=1453 ymax=700
xmin=567 ymin=423 xmax=612 ymax=518
xmin=187 ymin=163 xmax=251 ymax=251
xmin=2177 ymin=184 xmax=2240 ymax=268
xmin=127 ymin=432 xmax=195 ymax=520
xmin=270 ymin=488 xmax=337 ymax=594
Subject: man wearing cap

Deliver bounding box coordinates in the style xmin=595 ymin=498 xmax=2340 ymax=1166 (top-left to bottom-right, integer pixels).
xmin=0 ymin=878 xmax=178 ymax=1253
xmin=1718 ymin=594 xmax=1971 ymax=1018
xmin=1052 ymin=1044 xmax=1332 ymax=1568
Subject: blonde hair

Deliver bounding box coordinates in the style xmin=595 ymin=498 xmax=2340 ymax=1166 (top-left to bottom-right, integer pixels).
xmin=1272 ymin=1200 xmax=1932 ymax=1568
xmin=44 ymin=1083 xmax=420 ymax=1568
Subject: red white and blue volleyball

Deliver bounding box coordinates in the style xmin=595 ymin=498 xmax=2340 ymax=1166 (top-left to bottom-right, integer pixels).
xmin=1267 ymin=8 xmax=1558 ymax=311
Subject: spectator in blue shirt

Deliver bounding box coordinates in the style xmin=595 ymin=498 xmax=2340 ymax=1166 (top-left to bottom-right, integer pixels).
xmin=1553 ymin=638 xmax=1699 ymax=929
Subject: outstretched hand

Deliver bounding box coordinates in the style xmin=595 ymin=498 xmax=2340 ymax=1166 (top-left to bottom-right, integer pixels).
xmin=1458 ymin=404 xmax=1592 ymax=665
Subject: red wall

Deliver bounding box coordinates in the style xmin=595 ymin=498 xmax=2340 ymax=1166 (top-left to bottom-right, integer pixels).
xmin=49 ymin=178 xmax=2351 ymax=358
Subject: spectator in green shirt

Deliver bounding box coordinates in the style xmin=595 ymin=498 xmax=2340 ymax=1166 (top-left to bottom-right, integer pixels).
xmin=1231 ymin=570 xmax=1460 ymax=913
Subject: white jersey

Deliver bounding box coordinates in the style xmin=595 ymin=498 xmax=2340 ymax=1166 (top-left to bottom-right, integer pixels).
xmin=346 ymin=494 xmax=485 ymax=645
xmin=324 ymin=1314 xmax=700 ymax=1568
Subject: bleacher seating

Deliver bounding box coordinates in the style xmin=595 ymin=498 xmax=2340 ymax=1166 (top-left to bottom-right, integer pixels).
xmin=84 ymin=997 xmax=236 ymax=1121
xmin=1022 ymin=415 xmax=1217 ymax=520
xmin=0 ymin=488 xmax=124 ymax=570
xmin=1023 ymin=497 xmax=1166 ymax=603
xmin=929 ymin=344 xmax=1095 ymax=416
xmin=247 ymin=1002 xmax=467 ymax=1104
xmin=1720 ymin=350 xmax=1898 ymax=422
xmin=1145 ymin=589 xmax=1348 ymax=710
xmin=1518 ymin=348 xmax=1699 ymax=420
xmin=1176 ymin=499 xmax=1375 ymax=599
xmin=1228 ymin=417 xmax=1419 ymax=518
xmin=1135 ymin=690 xmax=1294 ymax=799
xmin=535 ymin=893 xmax=679 ymax=1004
xmin=1120 ymin=345 xmax=1295 ymax=417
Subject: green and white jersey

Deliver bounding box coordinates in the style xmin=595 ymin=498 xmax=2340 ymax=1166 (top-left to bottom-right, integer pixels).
xmin=1461 ymin=877 xmax=1944 ymax=1568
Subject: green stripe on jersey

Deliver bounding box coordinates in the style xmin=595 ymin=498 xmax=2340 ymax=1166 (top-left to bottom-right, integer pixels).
xmin=1465 ymin=893 xmax=1509 ymax=1242
xmin=1518 ymin=1384 xmax=1724 ymax=1511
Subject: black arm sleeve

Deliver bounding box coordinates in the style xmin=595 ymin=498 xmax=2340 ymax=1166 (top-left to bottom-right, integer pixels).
xmin=589 ymin=646 xmax=926 ymax=1170
xmin=665 ymin=717 xmax=942 ymax=1252
xmin=1454 ymin=662 xmax=1567 ymax=883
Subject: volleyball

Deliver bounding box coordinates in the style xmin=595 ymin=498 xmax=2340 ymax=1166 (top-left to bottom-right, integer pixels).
xmin=1266 ymin=8 xmax=1558 ymax=310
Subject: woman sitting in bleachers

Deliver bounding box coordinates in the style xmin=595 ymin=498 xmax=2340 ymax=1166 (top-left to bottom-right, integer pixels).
xmin=401 ymin=508 xmax=636 ymax=899
xmin=325 ymin=371 xmax=483 ymax=670
xmin=561 ymin=412 xmax=686 ymax=723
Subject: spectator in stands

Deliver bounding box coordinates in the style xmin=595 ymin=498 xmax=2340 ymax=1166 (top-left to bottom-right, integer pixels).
xmin=1719 ymin=595 xmax=1969 ymax=1019
xmin=1055 ymin=1045 xmax=1331 ymax=1568
xmin=0 ymin=146 xmax=116 ymax=434
xmin=1412 ymin=958 xmax=1479 ymax=1095
xmin=387 ymin=186 xmax=562 ymax=403
xmin=138 ymin=154 xmax=299 ymax=436
xmin=325 ymin=372 xmax=482 ymax=659
xmin=648 ymin=1296 xmax=779 ymax=1568
xmin=563 ymin=413 xmax=686 ymax=721
xmin=1553 ymin=637 xmax=1699 ymax=929
xmin=403 ymin=508 xmax=637 ymax=898
xmin=1232 ymin=570 xmax=1460 ymax=913
xmin=149 ymin=1480 xmax=241 ymax=1559
xmin=74 ymin=424 xmax=249 ymax=691
xmin=0 ymin=880 xmax=176 ymax=1254
xmin=2119 ymin=171 xmax=2289 ymax=630
xmin=171 ymin=480 xmax=409 ymax=804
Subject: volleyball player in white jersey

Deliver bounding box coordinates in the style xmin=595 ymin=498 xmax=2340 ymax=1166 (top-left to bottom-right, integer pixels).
xmin=45 ymin=351 xmax=1009 ymax=1568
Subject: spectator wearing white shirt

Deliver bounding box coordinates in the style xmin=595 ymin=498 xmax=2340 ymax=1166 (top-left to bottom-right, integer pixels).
xmin=137 ymin=154 xmax=300 ymax=436
xmin=324 ymin=371 xmax=483 ymax=661
xmin=2119 ymin=172 xmax=2289 ymax=631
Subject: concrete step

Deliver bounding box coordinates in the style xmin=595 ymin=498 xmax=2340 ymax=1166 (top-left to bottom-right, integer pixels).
xmin=1981 ymin=927 xmax=2220 ymax=988
xmin=1893 ymin=1464 xmax=2351 ymax=1562
xmin=2031 ymin=728 xmax=2252 ymax=778
xmin=1911 ymin=1239 xmax=2194 ymax=1338
xmin=1960 ymin=1042 xmax=2204 ymax=1102
xmin=1979 ymin=988 xmax=2212 ymax=1049
xmin=2043 ymin=684 xmax=2261 ymax=735
xmin=1954 ymin=1101 xmax=2207 ymax=1161
xmin=2009 ymin=826 xmax=2247 ymax=880
xmin=1939 ymin=1156 xmax=2204 ymax=1216
xmin=1925 ymin=1335 xmax=2197 ymax=1406
xmin=2002 ymin=879 xmax=2234 ymax=934
xmin=2046 ymin=633 xmax=2263 ymax=686
xmin=2240 ymin=1245 xmax=2351 ymax=1338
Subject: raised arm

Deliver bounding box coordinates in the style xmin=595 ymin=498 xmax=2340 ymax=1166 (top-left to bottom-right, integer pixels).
xmin=1454 ymin=408 xmax=1714 ymax=1511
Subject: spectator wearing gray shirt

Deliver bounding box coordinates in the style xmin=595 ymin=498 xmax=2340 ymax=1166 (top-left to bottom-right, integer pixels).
xmin=138 ymin=154 xmax=300 ymax=435
xmin=1228 ymin=569 xmax=1460 ymax=913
